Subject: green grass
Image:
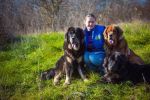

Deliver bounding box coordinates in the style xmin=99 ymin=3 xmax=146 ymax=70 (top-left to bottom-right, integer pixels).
xmin=0 ymin=22 xmax=150 ymax=100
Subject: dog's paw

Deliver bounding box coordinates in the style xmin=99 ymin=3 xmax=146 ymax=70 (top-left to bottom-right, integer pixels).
xmin=63 ymin=80 xmax=71 ymax=86
xmin=63 ymin=81 xmax=71 ymax=86
xmin=99 ymin=76 xmax=109 ymax=83
xmin=53 ymin=81 xmax=59 ymax=86
xmin=83 ymin=78 xmax=88 ymax=82
xmin=53 ymin=79 xmax=60 ymax=86
xmin=40 ymin=72 xmax=47 ymax=80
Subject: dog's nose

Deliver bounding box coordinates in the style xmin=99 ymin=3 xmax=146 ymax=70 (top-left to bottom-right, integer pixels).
xmin=72 ymin=37 xmax=75 ymax=41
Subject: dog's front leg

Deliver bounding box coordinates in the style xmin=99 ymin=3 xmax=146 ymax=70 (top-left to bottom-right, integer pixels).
xmin=64 ymin=66 xmax=71 ymax=85
xmin=103 ymin=57 xmax=109 ymax=74
xmin=53 ymin=72 xmax=62 ymax=85
xmin=69 ymin=66 xmax=73 ymax=79
xmin=78 ymin=66 xmax=88 ymax=82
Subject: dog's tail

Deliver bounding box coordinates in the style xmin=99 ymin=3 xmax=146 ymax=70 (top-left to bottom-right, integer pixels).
xmin=40 ymin=68 xmax=55 ymax=80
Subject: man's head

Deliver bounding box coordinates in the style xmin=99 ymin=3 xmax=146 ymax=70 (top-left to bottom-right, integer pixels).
xmin=84 ymin=14 xmax=96 ymax=31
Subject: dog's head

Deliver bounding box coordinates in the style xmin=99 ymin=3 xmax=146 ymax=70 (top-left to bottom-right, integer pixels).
xmin=107 ymin=52 xmax=127 ymax=73
xmin=103 ymin=25 xmax=123 ymax=47
xmin=65 ymin=27 xmax=84 ymax=51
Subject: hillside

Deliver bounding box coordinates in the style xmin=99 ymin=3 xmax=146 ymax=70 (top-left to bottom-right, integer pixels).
xmin=0 ymin=22 xmax=150 ymax=99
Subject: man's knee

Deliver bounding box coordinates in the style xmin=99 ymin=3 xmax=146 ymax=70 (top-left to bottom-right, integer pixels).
xmin=89 ymin=52 xmax=105 ymax=66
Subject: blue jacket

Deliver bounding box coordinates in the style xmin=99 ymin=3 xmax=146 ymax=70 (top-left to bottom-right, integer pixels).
xmin=84 ymin=25 xmax=105 ymax=52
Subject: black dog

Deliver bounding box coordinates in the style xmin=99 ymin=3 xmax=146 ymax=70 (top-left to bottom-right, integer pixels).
xmin=41 ymin=27 xmax=88 ymax=85
xmin=102 ymin=52 xmax=150 ymax=84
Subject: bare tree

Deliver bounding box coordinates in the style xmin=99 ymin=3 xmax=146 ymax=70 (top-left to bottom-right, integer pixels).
xmin=0 ymin=0 xmax=149 ymax=45
xmin=0 ymin=0 xmax=15 ymax=48
xmin=39 ymin=0 xmax=63 ymax=31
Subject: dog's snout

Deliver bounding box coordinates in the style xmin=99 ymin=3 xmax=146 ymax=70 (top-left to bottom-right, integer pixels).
xmin=72 ymin=37 xmax=76 ymax=41
xmin=109 ymin=34 xmax=113 ymax=39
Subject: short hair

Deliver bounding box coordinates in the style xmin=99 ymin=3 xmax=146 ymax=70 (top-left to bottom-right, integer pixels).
xmin=85 ymin=14 xmax=96 ymax=20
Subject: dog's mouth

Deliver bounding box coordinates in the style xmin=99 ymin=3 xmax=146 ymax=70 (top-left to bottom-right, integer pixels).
xmin=109 ymin=39 xmax=114 ymax=44
xmin=107 ymin=38 xmax=116 ymax=46
xmin=72 ymin=42 xmax=80 ymax=50
xmin=106 ymin=32 xmax=114 ymax=45
xmin=69 ymin=34 xmax=80 ymax=50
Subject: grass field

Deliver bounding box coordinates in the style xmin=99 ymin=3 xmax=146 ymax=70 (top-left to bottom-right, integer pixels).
xmin=0 ymin=21 xmax=150 ymax=100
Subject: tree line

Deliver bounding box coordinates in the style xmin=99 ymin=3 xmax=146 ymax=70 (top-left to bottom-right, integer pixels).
xmin=0 ymin=0 xmax=150 ymax=47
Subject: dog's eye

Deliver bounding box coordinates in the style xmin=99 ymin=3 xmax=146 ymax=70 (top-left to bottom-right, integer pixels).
xmin=70 ymin=31 xmax=75 ymax=34
xmin=105 ymin=32 xmax=108 ymax=37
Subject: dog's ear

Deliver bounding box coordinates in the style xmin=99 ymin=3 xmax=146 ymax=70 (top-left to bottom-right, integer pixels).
xmin=67 ymin=27 xmax=74 ymax=32
xmin=103 ymin=26 xmax=109 ymax=40
xmin=77 ymin=27 xmax=84 ymax=39
xmin=103 ymin=25 xmax=114 ymax=40
xmin=65 ymin=27 xmax=74 ymax=42
xmin=115 ymin=26 xmax=123 ymax=38
xmin=64 ymin=32 xmax=68 ymax=42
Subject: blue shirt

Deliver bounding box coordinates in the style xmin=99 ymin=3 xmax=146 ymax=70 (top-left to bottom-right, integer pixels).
xmin=86 ymin=29 xmax=93 ymax=51
xmin=84 ymin=25 xmax=105 ymax=52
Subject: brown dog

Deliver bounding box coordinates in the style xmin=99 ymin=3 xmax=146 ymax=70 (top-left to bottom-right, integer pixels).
xmin=103 ymin=25 xmax=144 ymax=73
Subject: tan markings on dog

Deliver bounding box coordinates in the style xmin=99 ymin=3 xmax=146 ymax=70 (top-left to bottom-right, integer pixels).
xmin=66 ymin=56 xmax=72 ymax=64
xmin=65 ymin=50 xmax=74 ymax=60
xmin=127 ymin=48 xmax=131 ymax=56
xmin=108 ymin=31 xmax=113 ymax=35
xmin=77 ymin=56 xmax=82 ymax=63
xmin=68 ymin=44 xmax=72 ymax=49
xmin=64 ymin=74 xmax=71 ymax=85
xmin=142 ymin=73 xmax=146 ymax=83
xmin=54 ymin=72 xmax=62 ymax=85
xmin=78 ymin=66 xmax=88 ymax=81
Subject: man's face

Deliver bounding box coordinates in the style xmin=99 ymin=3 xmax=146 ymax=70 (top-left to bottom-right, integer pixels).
xmin=85 ymin=17 xmax=96 ymax=31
